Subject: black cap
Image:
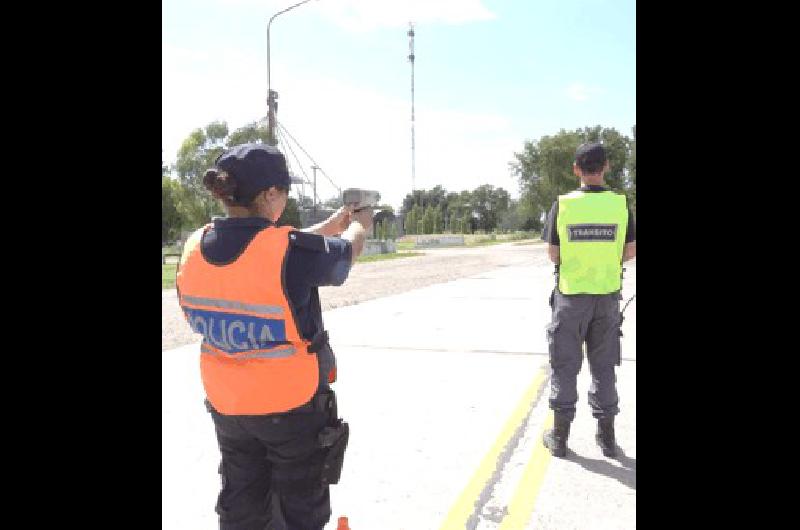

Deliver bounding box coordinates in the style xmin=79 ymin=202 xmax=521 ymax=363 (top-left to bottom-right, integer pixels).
xmin=214 ymin=143 xmax=291 ymax=204
xmin=574 ymin=142 xmax=607 ymax=171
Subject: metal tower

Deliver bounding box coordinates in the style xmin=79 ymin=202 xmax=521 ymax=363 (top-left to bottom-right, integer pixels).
xmin=408 ymin=22 xmax=415 ymax=192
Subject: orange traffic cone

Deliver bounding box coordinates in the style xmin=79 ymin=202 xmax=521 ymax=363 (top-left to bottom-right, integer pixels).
xmin=337 ymin=516 xmax=350 ymax=529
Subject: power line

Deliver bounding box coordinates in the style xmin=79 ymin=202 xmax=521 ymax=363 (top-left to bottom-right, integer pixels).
xmin=276 ymin=120 xmax=341 ymax=194
xmin=276 ymin=126 xmax=312 ymax=192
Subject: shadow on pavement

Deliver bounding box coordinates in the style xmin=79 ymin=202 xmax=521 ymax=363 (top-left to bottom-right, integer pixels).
xmin=567 ymin=447 xmax=636 ymax=490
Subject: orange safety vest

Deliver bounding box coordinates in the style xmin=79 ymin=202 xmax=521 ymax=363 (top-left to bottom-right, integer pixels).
xmin=176 ymin=224 xmax=319 ymax=415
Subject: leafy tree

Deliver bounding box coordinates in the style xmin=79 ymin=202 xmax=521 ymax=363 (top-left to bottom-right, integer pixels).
xmin=404 ymin=207 xmax=416 ymax=234
xmin=411 ymin=204 xmax=423 ymax=234
xmin=412 ymin=204 xmax=425 ymax=234
xmin=400 ymin=185 xmax=512 ymax=233
xmin=174 ymin=120 xmax=277 ymax=228
xmin=470 ymin=184 xmax=510 ymax=231
xmin=227 ymin=121 xmax=270 ymax=146
xmin=422 ymin=205 xmax=435 ymax=234
xmin=626 ymin=125 xmax=636 ymax=213
xmin=511 ymin=125 xmax=632 ymax=221
xmin=433 ymin=205 xmax=443 ymax=234
xmin=498 ymin=199 xmax=521 ymax=232
xmin=277 ymin=197 xmax=301 ymax=227
xmin=461 ymin=214 xmax=472 ymax=234
xmin=377 ymin=220 xmax=388 ymax=240
xmin=175 ymin=124 xmax=228 ymax=226
xmin=162 ymin=175 xmax=184 ymax=245
xmin=401 ymin=185 xmax=448 ymax=214
xmin=374 ymin=208 xmax=396 ymax=240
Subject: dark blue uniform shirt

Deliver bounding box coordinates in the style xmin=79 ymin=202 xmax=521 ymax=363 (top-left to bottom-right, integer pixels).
xmin=198 ymin=217 xmax=353 ymax=391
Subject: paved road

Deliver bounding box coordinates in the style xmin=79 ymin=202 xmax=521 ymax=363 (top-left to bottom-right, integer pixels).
xmin=162 ymin=242 xmax=636 ymax=529
xmin=162 ymin=242 xmax=550 ymax=350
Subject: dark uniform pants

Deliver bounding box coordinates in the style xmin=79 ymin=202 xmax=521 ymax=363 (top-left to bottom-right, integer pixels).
xmin=205 ymin=389 xmax=337 ymax=530
xmin=546 ymin=289 xmax=622 ymax=422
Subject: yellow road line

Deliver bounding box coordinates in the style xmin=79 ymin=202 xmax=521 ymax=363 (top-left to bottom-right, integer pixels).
xmin=497 ymin=411 xmax=554 ymax=530
xmin=439 ymin=367 xmax=548 ymax=530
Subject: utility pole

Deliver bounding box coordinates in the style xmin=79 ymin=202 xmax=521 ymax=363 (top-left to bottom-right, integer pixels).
xmin=311 ymin=164 xmax=319 ymax=216
xmin=267 ymin=90 xmax=279 ymax=146
xmin=408 ymin=22 xmax=415 ymax=192
xmin=267 ymin=0 xmax=317 ymax=146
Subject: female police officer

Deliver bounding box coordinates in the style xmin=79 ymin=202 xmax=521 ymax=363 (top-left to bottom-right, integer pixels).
xmin=176 ymin=143 xmax=373 ymax=530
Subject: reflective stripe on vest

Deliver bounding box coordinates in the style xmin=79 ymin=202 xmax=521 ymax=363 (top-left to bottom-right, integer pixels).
xmin=181 ymin=294 xmax=284 ymax=316
xmin=201 ymin=343 xmax=296 ymax=360
xmin=556 ymin=190 xmax=628 ymax=295
xmin=176 ymin=224 xmax=319 ymax=415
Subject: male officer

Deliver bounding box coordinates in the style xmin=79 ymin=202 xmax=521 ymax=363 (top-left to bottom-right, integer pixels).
xmin=541 ymin=142 xmax=636 ymax=458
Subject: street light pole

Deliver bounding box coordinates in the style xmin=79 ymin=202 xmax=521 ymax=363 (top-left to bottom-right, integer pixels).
xmin=267 ymin=0 xmax=317 ymax=145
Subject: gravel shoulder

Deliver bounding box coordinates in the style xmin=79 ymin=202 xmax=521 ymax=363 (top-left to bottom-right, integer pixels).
xmin=162 ymin=241 xmax=549 ymax=351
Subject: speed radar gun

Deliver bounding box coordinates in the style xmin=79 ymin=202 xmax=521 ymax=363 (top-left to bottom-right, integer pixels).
xmin=342 ymin=188 xmax=380 ymax=212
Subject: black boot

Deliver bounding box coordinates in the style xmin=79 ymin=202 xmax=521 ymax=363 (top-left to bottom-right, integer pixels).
xmin=596 ymin=417 xmax=617 ymax=457
xmin=543 ymin=413 xmax=571 ymax=458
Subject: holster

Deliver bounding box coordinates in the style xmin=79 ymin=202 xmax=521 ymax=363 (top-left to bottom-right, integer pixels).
xmin=318 ymin=419 xmax=349 ymax=485
xmin=270 ymin=390 xmax=349 ymax=494
xmin=314 ymin=389 xmax=349 ymax=486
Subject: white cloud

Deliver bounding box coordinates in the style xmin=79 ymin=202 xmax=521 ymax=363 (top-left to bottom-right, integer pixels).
xmin=264 ymin=70 xmax=520 ymax=208
xmin=162 ymin=44 xmax=269 ymax=161
xmin=161 ymin=43 xmax=209 ymax=65
xmin=162 ymin=44 xmax=521 ymax=210
xmin=316 ymin=0 xmax=496 ymax=31
xmin=214 ymin=0 xmax=496 ymax=30
xmin=565 ymin=82 xmax=604 ymax=102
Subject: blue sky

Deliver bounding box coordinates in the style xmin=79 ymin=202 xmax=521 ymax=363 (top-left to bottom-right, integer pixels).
xmin=163 ymin=0 xmax=635 ymax=209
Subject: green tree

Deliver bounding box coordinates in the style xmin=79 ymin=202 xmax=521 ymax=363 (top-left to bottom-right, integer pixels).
xmin=433 ymin=205 xmax=443 ymax=234
xmin=470 ymin=184 xmax=510 ymax=232
xmin=401 ymin=185 xmax=448 ymax=214
xmin=175 ymin=124 xmax=228 ymax=226
xmin=401 ymin=190 xmax=423 ymax=215
xmin=423 ymin=205 xmax=435 ymax=234
xmin=626 ymin=125 xmax=636 ymax=213
xmin=227 ymin=121 xmax=270 ymax=146
xmin=374 ymin=209 xmax=395 ymax=240
xmin=398 ymin=185 xmax=511 ymax=233
xmin=510 ymin=190 xmax=543 ymax=232
xmin=446 ymin=190 xmax=472 ymax=232
xmin=378 ymin=220 xmax=388 ymax=240
xmin=461 ymin=214 xmax=472 ymax=234
xmin=162 ymin=175 xmax=184 ymax=245
xmin=511 ymin=125 xmax=632 ymax=222
xmin=175 ymin=120 xmax=277 ymax=228
xmin=278 ymin=197 xmax=301 ymax=227
xmin=498 ymin=199 xmax=522 ymax=232
xmin=412 ymin=204 xmax=423 ymax=234
xmin=404 ymin=206 xmax=416 ymax=234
